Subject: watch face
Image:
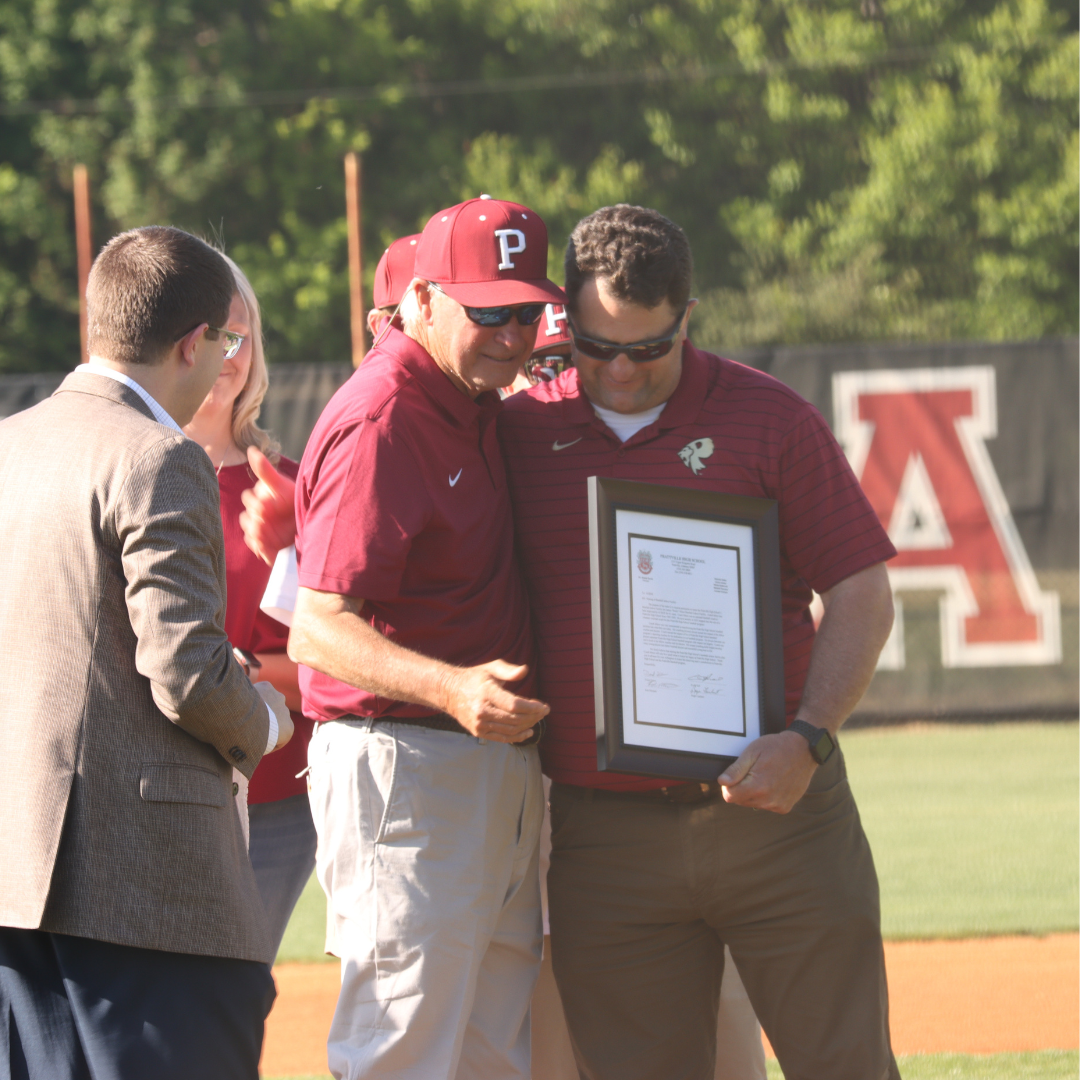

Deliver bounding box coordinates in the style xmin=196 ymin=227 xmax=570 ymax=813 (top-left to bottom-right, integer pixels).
xmin=813 ymin=729 xmax=835 ymax=764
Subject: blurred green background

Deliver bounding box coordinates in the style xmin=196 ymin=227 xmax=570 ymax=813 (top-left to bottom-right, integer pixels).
xmin=1 ymin=0 xmax=1077 ymax=373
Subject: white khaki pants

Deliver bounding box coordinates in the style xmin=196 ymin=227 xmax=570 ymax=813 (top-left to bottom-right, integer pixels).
xmin=308 ymin=719 xmax=544 ymax=1080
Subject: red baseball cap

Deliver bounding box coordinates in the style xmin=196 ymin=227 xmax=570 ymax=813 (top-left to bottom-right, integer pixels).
xmin=531 ymin=304 xmax=572 ymax=356
xmin=373 ymin=234 xmax=420 ymax=310
xmin=414 ymin=196 xmax=564 ymax=307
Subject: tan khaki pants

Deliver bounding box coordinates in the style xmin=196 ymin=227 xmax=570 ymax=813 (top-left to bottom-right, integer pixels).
xmin=547 ymin=751 xmax=900 ymax=1080
xmin=308 ymin=719 xmax=544 ymax=1080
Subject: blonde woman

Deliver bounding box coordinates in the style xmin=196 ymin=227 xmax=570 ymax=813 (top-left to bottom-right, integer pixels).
xmin=184 ymin=256 xmax=316 ymax=958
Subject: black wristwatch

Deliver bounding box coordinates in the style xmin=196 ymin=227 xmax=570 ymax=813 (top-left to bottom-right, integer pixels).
xmin=789 ymin=719 xmax=836 ymax=766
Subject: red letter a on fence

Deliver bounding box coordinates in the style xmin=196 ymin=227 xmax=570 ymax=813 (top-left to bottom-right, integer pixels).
xmin=833 ymin=367 xmax=1060 ymax=668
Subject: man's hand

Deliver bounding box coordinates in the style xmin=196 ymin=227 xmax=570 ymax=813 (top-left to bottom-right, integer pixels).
xmin=240 ymin=446 xmax=297 ymax=565
xmin=289 ymin=588 xmax=550 ymax=741
xmin=718 ymin=730 xmax=818 ymax=814
xmin=718 ymin=563 xmax=894 ymax=814
xmin=440 ymin=659 xmax=550 ymax=744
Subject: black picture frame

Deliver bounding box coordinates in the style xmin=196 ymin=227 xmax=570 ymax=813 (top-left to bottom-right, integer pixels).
xmin=588 ymin=476 xmax=786 ymax=782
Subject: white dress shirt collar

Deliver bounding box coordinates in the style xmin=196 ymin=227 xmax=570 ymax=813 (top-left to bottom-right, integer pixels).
xmin=85 ymin=359 xmax=183 ymax=434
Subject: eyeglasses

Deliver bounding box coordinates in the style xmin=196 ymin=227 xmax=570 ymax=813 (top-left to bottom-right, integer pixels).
xmin=206 ymin=326 xmax=246 ymax=360
xmin=429 ymin=282 xmax=546 ymax=328
xmin=567 ymin=308 xmax=687 ymax=363
xmin=178 ymin=323 xmax=246 ymax=360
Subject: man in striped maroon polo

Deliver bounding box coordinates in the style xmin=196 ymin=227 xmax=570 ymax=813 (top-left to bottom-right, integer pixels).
xmin=498 ymin=204 xmax=901 ymax=1080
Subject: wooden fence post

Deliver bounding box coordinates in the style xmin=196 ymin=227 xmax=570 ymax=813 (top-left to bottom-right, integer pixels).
xmin=73 ymin=165 xmax=92 ymax=365
xmin=344 ymin=152 xmax=365 ymax=367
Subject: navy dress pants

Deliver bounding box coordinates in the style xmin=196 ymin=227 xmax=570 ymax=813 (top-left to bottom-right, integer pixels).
xmin=0 ymin=927 xmax=275 ymax=1080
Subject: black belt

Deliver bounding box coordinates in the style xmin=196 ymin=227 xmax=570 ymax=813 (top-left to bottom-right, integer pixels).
xmin=392 ymin=712 xmax=470 ymax=735
xmin=574 ymin=779 xmax=723 ymax=806
xmin=345 ymin=712 xmax=543 ymax=747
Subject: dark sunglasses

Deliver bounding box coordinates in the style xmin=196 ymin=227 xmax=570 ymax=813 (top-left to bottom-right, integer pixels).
xmin=429 ymin=282 xmax=546 ymax=328
xmin=567 ymin=307 xmax=687 ymax=363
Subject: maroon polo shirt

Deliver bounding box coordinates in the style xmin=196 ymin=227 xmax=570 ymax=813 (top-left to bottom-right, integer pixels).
xmin=295 ymin=326 xmax=533 ymax=722
xmin=498 ymin=341 xmax=895 ymax=791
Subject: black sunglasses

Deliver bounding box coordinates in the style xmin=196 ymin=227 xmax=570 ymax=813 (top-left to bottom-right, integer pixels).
xmin=429 ymin=282 xmax=546 ymax=328
xmin=567 ymin=307 xmax=687 ymax=363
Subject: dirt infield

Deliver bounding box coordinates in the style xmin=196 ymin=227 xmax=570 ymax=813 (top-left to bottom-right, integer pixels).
xmin=260 ymin=933 xmax=1079 ymax=1076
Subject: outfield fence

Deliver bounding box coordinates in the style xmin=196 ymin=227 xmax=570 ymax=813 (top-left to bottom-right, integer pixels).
xmin=6 ymin=336 xmax=1075 ymax=724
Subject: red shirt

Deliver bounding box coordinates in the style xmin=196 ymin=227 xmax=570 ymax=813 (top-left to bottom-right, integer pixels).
xmin=218 ymin=458 xmax=314 ymax=804
xmin=498 ymin=342 xmax=896 ymax=791
xmin=295 ymin=326 xmax=534 ymax=722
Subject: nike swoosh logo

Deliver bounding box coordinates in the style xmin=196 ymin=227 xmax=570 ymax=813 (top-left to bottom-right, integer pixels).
xmin=552 ymin=437 xmax=583 ymax=452
xmin=449 ymin=469 xmax=463 ymax=487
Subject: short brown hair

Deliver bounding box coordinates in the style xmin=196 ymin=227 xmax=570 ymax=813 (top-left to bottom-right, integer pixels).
xmin=86 ymin=226 xmax=234 ymax=365
xmin=564 ymin=205 xmax=693 ymax=313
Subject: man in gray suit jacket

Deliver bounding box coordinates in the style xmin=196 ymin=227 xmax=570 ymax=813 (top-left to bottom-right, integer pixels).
xmin=0 ymin=226 xmax=293 ymax=1080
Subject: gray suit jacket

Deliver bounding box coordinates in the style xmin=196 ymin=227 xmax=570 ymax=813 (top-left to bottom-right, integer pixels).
xmin=0 ymin=370 xmax=273 ymax=963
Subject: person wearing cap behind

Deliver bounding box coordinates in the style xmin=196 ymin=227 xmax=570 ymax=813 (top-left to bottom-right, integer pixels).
xmin=528 ymin=303 xmax=573 ymax=381
xmin=366 ymin=233 xmax=421 ymax=339
xmin=284 ymin=196 xmax=562 ymax=1080
xmin=500 ymin=302 xmax=573 ymax=397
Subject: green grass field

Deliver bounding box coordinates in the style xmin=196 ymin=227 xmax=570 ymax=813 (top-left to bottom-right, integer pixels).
xmin=277 ymin=870 xmax=333 ymax=964
xmin=769 ymin=1051 xmax=1080 ymax=1079
xmin=269 ymin=722 xmax=1079 ymax=1079
xmin=845 ymin=721 xmax=1078 ymax=939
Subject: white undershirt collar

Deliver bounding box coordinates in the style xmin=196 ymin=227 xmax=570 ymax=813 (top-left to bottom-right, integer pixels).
xmin=592 ymin=401 xmax=667 ymax=443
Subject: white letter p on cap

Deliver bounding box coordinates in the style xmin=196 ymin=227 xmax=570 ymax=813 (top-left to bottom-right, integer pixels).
xmin=495 ymin=228 xmax=527 ymax=270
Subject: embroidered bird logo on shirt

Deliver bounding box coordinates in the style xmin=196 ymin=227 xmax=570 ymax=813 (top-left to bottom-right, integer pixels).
xmin=678 ymin=438 xmax=714 ymax=475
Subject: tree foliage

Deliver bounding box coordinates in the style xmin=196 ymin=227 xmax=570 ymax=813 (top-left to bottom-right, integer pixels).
xmin=0 ymin=0 xmax=1075 ymax=371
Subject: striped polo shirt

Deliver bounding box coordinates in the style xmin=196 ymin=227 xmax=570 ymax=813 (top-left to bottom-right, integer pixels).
xmin=498 ymin=341 xmax=895 ymax=791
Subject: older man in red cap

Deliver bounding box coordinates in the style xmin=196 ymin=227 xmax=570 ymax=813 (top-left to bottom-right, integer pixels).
xmin=286 ymin=197 xmax=563 ymax=1080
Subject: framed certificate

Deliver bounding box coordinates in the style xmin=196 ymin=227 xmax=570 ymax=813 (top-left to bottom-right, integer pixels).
xmin=588 ymin=476 xmax=785 ymax=782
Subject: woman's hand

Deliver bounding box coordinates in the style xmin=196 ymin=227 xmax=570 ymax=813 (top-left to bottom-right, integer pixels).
xmin=239 ymin=446 xmax=297 ymax=564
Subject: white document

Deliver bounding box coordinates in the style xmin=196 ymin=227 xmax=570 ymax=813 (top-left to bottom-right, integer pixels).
xmin=615 ymin=509 xmax=762 ymax=758
xmin=260 ymin=545 xmax=298 ymax=625
xmin=629 ymin=536 xmax=745 ymax=734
